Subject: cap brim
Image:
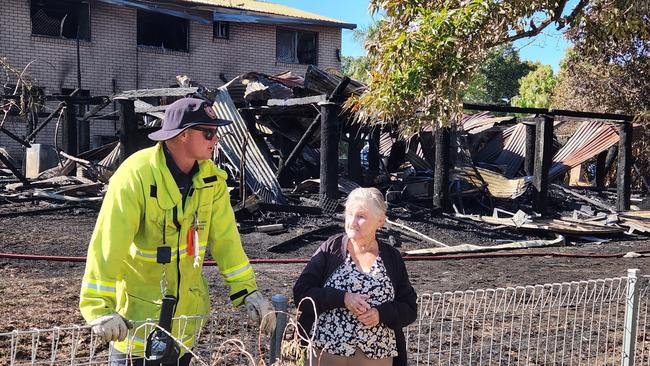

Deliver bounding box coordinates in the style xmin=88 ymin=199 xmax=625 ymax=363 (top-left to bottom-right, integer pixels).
xmin=184 ymin=118 xmax=233 ymax=128
xmin=147 ymin=119 xmax=233 ymax=141
xmin=148 ymin=128 xmax=186 ymax=141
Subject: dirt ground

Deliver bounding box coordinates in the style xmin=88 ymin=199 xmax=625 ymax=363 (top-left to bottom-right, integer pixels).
xmin=2 ymin=196 xmax=650 ymax=337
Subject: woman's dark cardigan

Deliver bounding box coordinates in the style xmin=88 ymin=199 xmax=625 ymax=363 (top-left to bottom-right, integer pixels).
xmin=293 ymin=233 xmax=418 ymax=366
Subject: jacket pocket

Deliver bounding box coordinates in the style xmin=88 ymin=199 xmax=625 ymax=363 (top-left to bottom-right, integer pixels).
xmin=188 ymin=285 xmax=210 ymax=316
xmin=121 ymin=290 xmax=161 ymax=323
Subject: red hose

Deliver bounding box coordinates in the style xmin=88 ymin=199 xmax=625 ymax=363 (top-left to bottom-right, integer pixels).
xmin=1 ymin=249 xmax=649 ymax=264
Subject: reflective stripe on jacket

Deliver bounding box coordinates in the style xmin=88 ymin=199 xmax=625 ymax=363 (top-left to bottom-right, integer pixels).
xmin=79 ymin=143 xmax=257 ymax=354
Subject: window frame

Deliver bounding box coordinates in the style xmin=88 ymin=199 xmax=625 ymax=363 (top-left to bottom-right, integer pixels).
xmin=136 ymin=10 xmax=190 ymax=52
xmin=30 ymin=0 xmax=91 ymax=41
xmin=275 ymin=27 xmax=318 ymax=66
xmin=213 ymin=21 xmax=230 ymax=40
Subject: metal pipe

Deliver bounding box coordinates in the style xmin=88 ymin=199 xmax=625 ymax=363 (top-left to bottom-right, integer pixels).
xmin=269 ymin=294 xmax=288 ymax=364
xmin=3 ymin=250 xmax=650 ymax=263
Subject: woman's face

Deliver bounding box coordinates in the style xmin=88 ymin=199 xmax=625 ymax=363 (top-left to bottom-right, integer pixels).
xmin=344 ymin=202 xmax=385 ymax=243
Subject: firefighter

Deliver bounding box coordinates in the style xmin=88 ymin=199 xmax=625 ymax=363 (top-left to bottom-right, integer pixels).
xmin=79 ymin=97 xmax=275 ymax=365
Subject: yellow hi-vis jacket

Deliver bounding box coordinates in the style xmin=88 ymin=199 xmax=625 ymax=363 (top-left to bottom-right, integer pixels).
xmin=79 ymin=143 xmax=257 ymax=355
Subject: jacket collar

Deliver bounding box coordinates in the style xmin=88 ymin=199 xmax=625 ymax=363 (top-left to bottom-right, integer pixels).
xmin=148 ymin=143 xmax=221 ymax=210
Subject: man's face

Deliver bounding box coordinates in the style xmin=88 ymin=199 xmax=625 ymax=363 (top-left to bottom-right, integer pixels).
xmin=183 ymin=125 xmax=220 ymax=161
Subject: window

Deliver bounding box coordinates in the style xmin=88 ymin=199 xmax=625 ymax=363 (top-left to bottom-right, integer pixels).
xmin=30 ymin=0 xmax=90 ymax=40
xmin=276 ymin=28 xmax=318 ymax=65
xmin=213 ymin=21 xmax=229 ymax=39
xmin=137 ymin=10 xmax=188 ymax=52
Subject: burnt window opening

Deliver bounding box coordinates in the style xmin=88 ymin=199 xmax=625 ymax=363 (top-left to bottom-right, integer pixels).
xmin=276 ymin=28 xmax=318 ymax=65
xmin=137 ymin=10 xmax=189 ymax=52
xmin=213 ymin=21 xmax=229 ymax=39
xmin=30 ymin=0 xmax=90 ymax=40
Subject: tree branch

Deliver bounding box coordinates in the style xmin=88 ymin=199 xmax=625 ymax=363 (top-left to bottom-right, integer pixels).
xmin=500 ymin=0 xmax=569 ymax=44
xmin=558 ymin=0 xmax=589 ymax=30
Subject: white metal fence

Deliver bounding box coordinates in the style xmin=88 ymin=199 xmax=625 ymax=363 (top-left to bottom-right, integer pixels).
xmin=3 ymin=269 xmax=650 ymax=365
xmin=407 ymin=277 xmax=629 ymax=365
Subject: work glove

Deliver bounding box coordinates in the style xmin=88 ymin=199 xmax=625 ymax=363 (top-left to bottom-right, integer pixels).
xmin=244 ymin=291 xmax=276 ymax=335
xmin=90 ymin=313 xmax=129 ymax=343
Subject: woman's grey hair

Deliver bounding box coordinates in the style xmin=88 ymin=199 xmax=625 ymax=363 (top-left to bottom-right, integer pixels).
xmin=345 ymin=187 xmax=387 ymax=218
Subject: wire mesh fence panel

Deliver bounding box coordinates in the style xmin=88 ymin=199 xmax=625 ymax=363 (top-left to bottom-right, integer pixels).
xmin=0 ymin=325 xmax=104 ymax=366
xmin=634 ymin=276 xmax=650 ymax=365
xmin=1 ymin=274 xmax=642 ymax=366
xmin=406 ymin=277 xmax=629 ymax=366
xmin=0 ymin=308 xmax=262 ymax=366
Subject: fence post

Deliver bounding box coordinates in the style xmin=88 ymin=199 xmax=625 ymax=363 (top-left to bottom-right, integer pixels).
xmin=269 ymin=294 xmax=288 ymax=365
xmin=622 ymin=268 xmax=640 ymax=366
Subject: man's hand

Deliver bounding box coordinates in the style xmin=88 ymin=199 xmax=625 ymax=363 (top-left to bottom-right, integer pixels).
xmin=358 ymin=308 xmax=380 ymax=328
xmin=90 ymin=313 xmax=129 ymax=342
xmin=244 ymin=291 xmax=276 ymax=335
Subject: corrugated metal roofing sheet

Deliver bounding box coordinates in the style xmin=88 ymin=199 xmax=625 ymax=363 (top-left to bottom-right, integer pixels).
xmin=181 ymin=0 xmax=355 ymax=28
xmin=492 ymin=123 xmax=527 ymax=178
xmin=549 ymin=121 xmax=620 ymax=180
xmin=212 ymin=88 xmax=285 ymax=203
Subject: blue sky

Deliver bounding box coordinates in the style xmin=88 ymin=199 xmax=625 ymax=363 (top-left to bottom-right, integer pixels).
xmin=271 ymin=0 xmax=571 ymax=73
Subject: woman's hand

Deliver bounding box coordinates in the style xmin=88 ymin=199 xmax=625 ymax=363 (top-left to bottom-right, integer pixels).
xmin=358 ymin=308 xmax=380 ymax=328
xmin=344 ymin=292 xmax=370 ymax=316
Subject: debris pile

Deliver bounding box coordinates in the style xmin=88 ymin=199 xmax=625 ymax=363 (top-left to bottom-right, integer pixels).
xmin=2 ymin=63 xmax=649 ymax=255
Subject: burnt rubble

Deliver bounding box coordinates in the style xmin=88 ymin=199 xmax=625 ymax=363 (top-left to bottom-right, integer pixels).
xmin=2 ymin=65 xmax=649 ymax=255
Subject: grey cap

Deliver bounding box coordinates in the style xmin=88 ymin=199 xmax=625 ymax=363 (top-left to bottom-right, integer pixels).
xmin=148 ymin=98 xmax=232 ymax=141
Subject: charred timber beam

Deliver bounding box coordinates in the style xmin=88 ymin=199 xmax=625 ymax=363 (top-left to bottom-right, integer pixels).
xmin=46 ymin=95 xmax=106 ymax=104
xmin=386 ymin=138 xmax=406 ymax=172
xmin=552 ymin=184 xmax=616 ymax=213
xmin=257 ymin=202 xmax=323 ymax=215
xmin=112 ymin=87 xmax=198 ymax=100
xmin=617 ymin=122 xmax=633 ymax=211
xmin=82 ymin=97 xmax=112 ymax=121
xmin=26 ymin=109 xmax=36 ymax=139
xmin=347 ymin=122 xmax=362 ymax=184
xmin=368 ymin=125 xmax=380 ymax=177
xmin=533 ymin=115 xmax=554 ymax=213
xmin=319 ymin=102 xmax=341 ymax=205
xmin=276 ymin=114 xmax=321 ymax=178
xmin=63 ymin=103 xmax=78 ymax=155
xmin=419 ymin=131 xmax=435 ymax=167
xmin=0 ymin=149 xmax=29 ymax=185
xmin=26 ymin=102 xmax=65 ymax=141
xmin=595 ymin=150 xmax=607 ymax=188
xmin=0 ymin=127 xmax=31 ymax=148
xmin=524 ymin=121 xmax=536 ymax=176
xmin=268 ymin=224 xmax=340 ymax=252
xmin=78 ymin=118 xmax=90 ymax=154
xmin=463 ymin=102 xmax=634 ymax=122
xmin=117 ymin=99 xmax=138 ymax=162
xmin=433 ymin=125 xmax=451 ymax=209
xmin=319 ymin=77 xmax=350 ymax=207
xmin=604 ymin=145 xmax=618 ymax=178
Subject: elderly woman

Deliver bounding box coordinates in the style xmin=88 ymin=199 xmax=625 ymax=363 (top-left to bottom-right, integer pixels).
xmin=293 ymin=187 xmax=417 ymax=366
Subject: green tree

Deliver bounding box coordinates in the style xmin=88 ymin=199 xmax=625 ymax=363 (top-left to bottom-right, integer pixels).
xmin=464 ymin=45 xmax=534 ymax=104
xmin=348 ymin=0 xmax=649 ymax=131
xmin=552 ymin=48 xmax=650 ymax=114
xmin=511 ymin=64 xmax=557 ymax=108
xmin=341 ymin=55 xmax=371 ymax=84
xmin=340 ymin=22 xmax=381 ymax=84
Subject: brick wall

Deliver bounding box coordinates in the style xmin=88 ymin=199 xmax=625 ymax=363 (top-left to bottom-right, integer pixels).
xmin=0 ymin=0 xmax=343 ymax=161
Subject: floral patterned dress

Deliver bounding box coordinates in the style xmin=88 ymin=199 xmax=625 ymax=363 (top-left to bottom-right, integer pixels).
xmin=314 ymin=251 xmax=397 ymax=359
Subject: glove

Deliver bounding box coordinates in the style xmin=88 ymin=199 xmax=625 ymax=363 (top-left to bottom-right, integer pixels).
xmin=90 ymin=313 xmax=129 ymax=343
xmin=244 ymin=291 xmax=276 ymax=335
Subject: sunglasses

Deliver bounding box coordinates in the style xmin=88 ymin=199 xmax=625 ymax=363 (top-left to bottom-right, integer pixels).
xmin=190 ymin=126 xmax=219 ymax=141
